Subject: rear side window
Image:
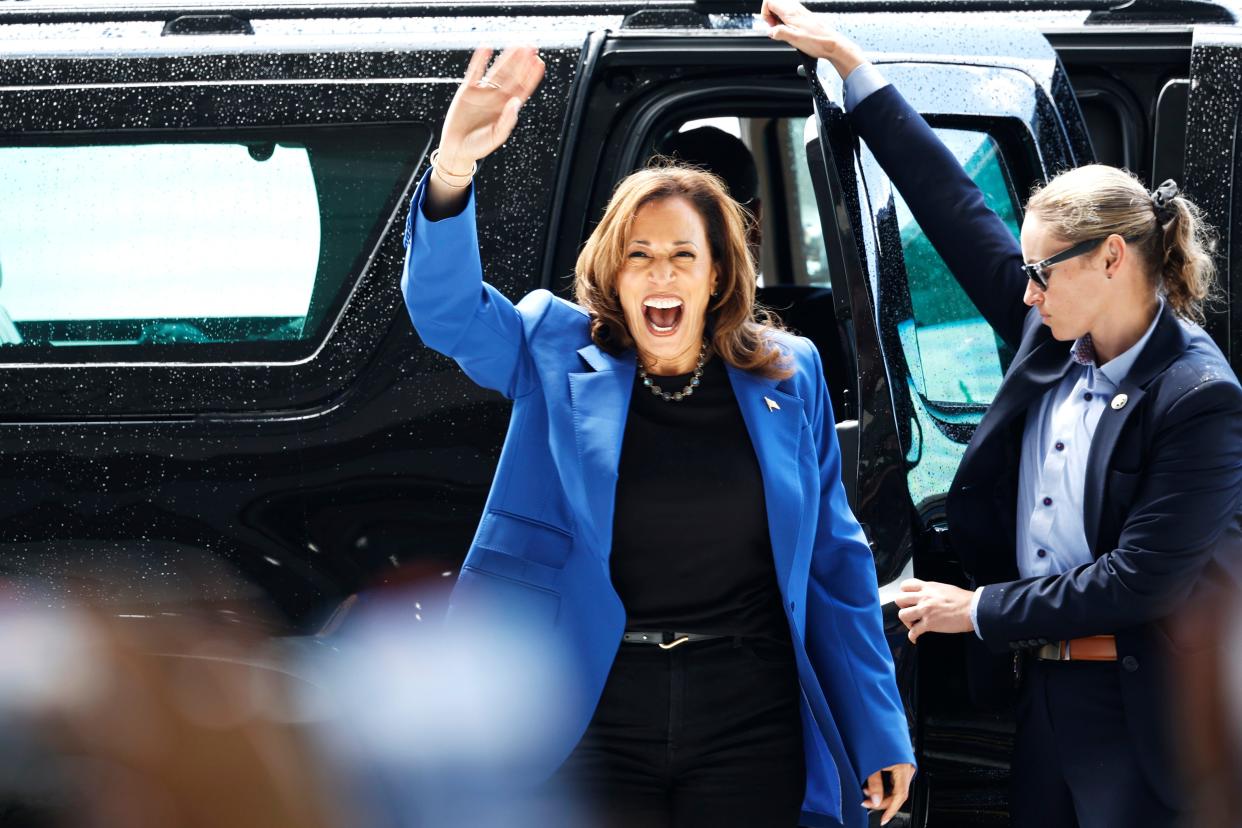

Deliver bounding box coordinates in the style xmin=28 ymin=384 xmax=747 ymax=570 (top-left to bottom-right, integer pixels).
xmin=892 ymin=128 xmax=1020 ymax=407
xmin=0 ymin=126 xmax=425 ymax=360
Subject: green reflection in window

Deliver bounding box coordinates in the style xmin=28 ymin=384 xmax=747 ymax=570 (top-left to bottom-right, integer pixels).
xmin=893 ymin=129 xmax=1020 ymax=406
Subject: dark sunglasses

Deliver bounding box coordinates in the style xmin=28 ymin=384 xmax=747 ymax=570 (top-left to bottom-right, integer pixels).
xmin=1020 ymin=237 xmax=1107 ymax=291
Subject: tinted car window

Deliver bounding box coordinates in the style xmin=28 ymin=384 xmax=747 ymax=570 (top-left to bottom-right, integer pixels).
xmin=0 ymin=126 xmax=424 ymax=358
xmin=893 ymin=128 xmax=1021 ymax=407
xmin=886 ymin=127 xmax=1024 ymax=511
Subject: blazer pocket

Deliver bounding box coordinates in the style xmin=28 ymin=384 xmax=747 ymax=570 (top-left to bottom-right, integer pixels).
xmin=1106 ymin=469 xmax=1142 ymax=507
xmin=1102 ymin=469 xmax=1143 ymax=535
xmin=455 ymin=565 xmax=561 ymax=626
xmin=474 ymin=509 xmax=573 ymax=571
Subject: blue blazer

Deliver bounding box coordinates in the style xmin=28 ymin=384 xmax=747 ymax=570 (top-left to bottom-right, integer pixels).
xmin=402 ymin=171 xmax=914 ymax=827
xmin=849 ymin=85 xmax=1242 ymax=808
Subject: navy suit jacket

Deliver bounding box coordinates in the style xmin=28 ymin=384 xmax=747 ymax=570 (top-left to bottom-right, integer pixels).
xmin=401 ymin=170 xmax=914 ymax=827
xmin=850 ymin=85 xmax=1242 ymax=807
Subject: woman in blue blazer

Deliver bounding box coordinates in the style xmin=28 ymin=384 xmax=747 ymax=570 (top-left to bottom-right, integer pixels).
xmin=762 ymin=1 xmax=1242 ymax=826
xmin=403 ymin=45 xmax=914 ymax=828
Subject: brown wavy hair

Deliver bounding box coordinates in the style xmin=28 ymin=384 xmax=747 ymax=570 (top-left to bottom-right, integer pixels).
xmin=573 ymin=162 xmax=789 ymax=378
xmin=1027 ymin=165 xmax=1218 ymax=324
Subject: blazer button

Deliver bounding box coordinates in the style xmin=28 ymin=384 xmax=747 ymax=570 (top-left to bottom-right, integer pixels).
xmin=1122 ymin=656 xmax=1139 ymax=672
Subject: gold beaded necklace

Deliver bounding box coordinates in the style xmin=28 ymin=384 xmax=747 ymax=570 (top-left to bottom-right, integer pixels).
xmin=637 ymin=342 xmax=707 ymax=403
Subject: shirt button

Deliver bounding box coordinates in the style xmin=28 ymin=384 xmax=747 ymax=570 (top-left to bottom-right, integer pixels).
xmin=1055 ymin=441 xmax=1065 ymax=451
xmin=1037 ymin=548 xmax=1048 ymax=558
xmin=1043 ymin=497 xmax=1053 ymax=506
xmin=1083 ymin=392 xmax=1094 ymax=402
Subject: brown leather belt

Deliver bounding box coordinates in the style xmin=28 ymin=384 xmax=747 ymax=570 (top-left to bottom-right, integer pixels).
xmin=1033 ymin=635 xmax=1117 ymax=662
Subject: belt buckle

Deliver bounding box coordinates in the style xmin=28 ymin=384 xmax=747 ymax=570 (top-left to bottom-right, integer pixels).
xmin=658 ymin=635 xmax=691 ymax=650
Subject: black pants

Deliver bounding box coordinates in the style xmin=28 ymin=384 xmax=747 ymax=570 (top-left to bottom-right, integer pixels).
xmin=1010 ymin=659 xmax=1178 ymax=828
xmin=551 ymin=636 xmax=806 ymax=828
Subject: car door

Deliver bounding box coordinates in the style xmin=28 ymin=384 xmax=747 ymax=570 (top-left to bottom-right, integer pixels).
xmin=0 ymin=7 xmax=603 ymax=632
xmin=1183 ymin=25 xmax=1242 ymax=365
xmin=800 ymin=19 xmax=1093 ymax=825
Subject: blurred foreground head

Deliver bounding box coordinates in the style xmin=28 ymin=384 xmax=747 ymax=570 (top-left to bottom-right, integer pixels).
xmin=0 ymin=605 xmax=344 ymax=828
xmin=1168 ymin=520 xmax=1242 ymax=828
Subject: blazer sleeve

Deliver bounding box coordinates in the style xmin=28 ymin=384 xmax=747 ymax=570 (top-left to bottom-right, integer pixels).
xmin=975 ymin=378 xmax=1242 ymax=650
xmin=801 ymin=341 xmax=916 ymax=778
xmin=401 ymin=169 xmax=540 ymax=400
xmin=847 ymin=83 xmax=1030 ymax=351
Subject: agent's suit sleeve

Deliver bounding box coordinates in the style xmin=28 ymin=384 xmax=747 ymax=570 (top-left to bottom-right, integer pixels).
xmin=401 ymin=169 xmax=540 ymax=400
xmin=847 ymin=82 xmax=1030 ymax=351
xmin=975 ymin=379 xmax=1242 ymax=650
xmin=801 ymin=341 xmax=915 ymax=779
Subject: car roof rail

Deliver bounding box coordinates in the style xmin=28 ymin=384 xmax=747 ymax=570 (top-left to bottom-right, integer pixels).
xmin=692 ymin=0 xmax=1234 ymax=22
xmin=0 ymin=0 xmax=1232 ymax=25
xmin=1085 ymin=0 xmax=1235 ymax=23
xmin=161 ymin=13 xmax=254 ymax=35
xmin=621 ymin=7 xmax=712 ymax=27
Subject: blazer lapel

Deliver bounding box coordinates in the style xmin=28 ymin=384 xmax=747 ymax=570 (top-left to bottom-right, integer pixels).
xmin=568 ymin=344 xmax=635 ymax=559
xmin=1083 ymin=306 xmax=1187 ymax=552
xmin=726 ymin=364 xmax=807 ymax=613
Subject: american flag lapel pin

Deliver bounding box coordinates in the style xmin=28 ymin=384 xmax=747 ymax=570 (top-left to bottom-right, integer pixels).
xmin=764 ymin=396 xmax=780 ymax=413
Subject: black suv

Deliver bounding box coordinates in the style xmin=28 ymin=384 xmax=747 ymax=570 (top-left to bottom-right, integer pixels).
xmin=0 ymin=1 xmax=1238 ymax=824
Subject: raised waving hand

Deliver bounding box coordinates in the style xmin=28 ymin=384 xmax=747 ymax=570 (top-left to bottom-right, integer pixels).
xmin=426 ymin=46 xmax=545 ymax=217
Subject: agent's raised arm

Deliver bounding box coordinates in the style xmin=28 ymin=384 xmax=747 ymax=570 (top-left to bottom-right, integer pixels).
xmin=762 ymin=0 xmax=1029 ymax=349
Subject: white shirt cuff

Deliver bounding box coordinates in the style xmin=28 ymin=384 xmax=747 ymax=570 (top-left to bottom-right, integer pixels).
xmin=969 ymin=586 xmax=984 ymax=640
xmin=842 ymin=62 xmax=890 ymax=112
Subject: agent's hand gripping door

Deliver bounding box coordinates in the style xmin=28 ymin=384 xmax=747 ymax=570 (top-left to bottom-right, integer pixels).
xmin=800 ymin=20 xmax=1092 ymax=823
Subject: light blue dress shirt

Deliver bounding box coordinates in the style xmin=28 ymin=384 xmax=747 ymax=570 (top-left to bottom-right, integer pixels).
xmin=843 ymin=62 xmax=890 ymax=113
xmin=1015 ymin=314 xmax=1163 ymax=579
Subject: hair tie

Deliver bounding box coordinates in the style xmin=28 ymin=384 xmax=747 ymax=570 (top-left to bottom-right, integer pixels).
xmin=1151 ymin=179 xmax=1179 ymax=225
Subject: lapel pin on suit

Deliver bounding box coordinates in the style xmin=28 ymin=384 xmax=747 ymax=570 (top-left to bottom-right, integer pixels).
xmin=764 ymin=396 xmax=780 ymax=413
xmin=1111 ymin=393 xmax=1129 ymax=410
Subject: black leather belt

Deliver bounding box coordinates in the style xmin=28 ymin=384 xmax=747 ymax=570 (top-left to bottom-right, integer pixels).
xmin=622 ymin=631 xmax=725 ymax=650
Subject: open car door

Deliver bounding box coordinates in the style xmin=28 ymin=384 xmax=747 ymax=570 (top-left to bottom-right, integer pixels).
xmin=800 ymin=19 xmax=1093 ymax=824
xmin=1184 ymin=26 xmax=1242 ymax=366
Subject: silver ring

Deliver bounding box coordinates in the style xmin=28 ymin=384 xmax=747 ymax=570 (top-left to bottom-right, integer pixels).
xmin=476 ymin=79 xmax=501 ymax=90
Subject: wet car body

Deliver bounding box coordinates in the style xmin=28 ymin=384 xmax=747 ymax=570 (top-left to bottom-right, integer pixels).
xmin=0 ymin=1 xmax=1239 ymax=824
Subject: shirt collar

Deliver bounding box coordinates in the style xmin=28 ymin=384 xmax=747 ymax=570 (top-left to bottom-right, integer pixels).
xmin=1070 ymin=299 xmax=1165 ymax=386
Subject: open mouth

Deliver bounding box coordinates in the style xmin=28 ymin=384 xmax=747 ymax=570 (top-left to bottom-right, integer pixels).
xmin=642 ymin=296 xmax=684 ymax=336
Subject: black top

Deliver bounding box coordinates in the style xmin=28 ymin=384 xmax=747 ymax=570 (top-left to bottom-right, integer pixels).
xmin=610 ymin=354 xmax=790 ymax=641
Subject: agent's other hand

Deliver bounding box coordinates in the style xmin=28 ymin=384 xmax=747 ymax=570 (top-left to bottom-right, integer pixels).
xmin=895 ymin=578 xmax=977 ymax=643
xmin=761 ymin=0 xmax=866 ymax=80
xmin=862 ymin=762 xmax=915 ymax=826
xmin=438 ymin=45 xmax=545 ymax=173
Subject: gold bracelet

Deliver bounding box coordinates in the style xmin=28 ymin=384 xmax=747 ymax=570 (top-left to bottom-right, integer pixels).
xmin=429 ymin=148 xmax=477 ymax=188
